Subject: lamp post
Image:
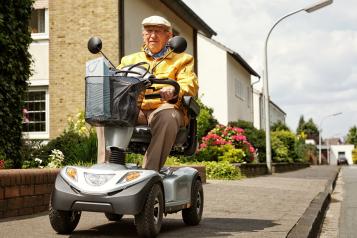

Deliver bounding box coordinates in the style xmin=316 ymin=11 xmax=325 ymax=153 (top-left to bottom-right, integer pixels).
xmin=263 ymin=0 xmax=333 ymax=173
xmin=318 ymin=112 xmax=342 ymax=165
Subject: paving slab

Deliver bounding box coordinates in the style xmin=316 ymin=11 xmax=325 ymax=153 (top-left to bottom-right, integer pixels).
xmin=0 ymin=165 xmax=339 ymax=238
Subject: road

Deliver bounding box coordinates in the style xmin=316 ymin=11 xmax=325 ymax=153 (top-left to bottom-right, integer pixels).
xmin=320 ymin=165 xmax=357 ymax=238
xmin=0 ymin=166 xmax=337 ymax=238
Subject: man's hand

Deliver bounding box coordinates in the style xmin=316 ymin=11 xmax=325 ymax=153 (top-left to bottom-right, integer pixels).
xmin=160 ymin=86 xmax=177 ymax=101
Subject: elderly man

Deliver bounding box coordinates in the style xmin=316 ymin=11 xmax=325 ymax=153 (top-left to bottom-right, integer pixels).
xmin=117 ymin=15 xmax=198 ymax=171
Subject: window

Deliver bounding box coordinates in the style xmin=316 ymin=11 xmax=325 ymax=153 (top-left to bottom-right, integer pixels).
xmin=22 ymin=90 xmax=48 ymax=135
xmin=30 ymin=9 xmax=45 ymax=34
xmin=235 ymin=79 xmax=245 ymax=100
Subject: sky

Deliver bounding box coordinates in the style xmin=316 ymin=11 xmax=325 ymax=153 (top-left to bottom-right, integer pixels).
xmin=183 ymin=0 xmax=357 ymax=139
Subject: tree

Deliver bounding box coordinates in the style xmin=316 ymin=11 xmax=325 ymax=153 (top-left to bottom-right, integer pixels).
xmin=296 ymin=115 xmax=306 ymax=135
xmin=0 ymin=0 xmax=33 ymax=168
xmin=346 ymin=126 xmax=357 ymax=146
xmin=271 ymin=120 xmax=290 ymax=132
xmin=295 ymin=116 xmax=319 ymax=142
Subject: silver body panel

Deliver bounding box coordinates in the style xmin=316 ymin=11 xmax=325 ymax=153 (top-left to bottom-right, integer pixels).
xmin=52 ymin=164 xmax=199 ymax=214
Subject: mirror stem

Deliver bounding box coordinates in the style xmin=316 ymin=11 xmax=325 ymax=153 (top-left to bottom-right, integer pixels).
xmin=99 ymin=50 xmax=117 ymax=69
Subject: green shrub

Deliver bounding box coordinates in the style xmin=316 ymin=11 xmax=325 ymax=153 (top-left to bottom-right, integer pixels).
xmin=271 ymin=130 xmax=304 ymax=163
xmin=42 ymin=130 xmax=97 ymax=166
xmin=196 ymin=125 xmax=255 ymax=163
xmin=196 ymin=97 xmax=218 ymax=142
xmin=202 ymin=161 xmax=242 ymax=180
xmin=352 ymin=148 xmax=357 ymax=164
xmin=21 ymin=111 xmax=98 ymax=168
xmin=0 ymin=0 xmax=33 ymax=168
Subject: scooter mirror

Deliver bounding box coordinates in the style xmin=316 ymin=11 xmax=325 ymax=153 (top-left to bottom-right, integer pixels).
xmin=168 ymin=36 xmax=187 ymax=54
xmin=88 ymin=37 xmax=102 ymax=54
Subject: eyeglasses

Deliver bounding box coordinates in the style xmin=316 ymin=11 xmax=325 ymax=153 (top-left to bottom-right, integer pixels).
xmin=143 ymin=29 xmax=168 ymax=36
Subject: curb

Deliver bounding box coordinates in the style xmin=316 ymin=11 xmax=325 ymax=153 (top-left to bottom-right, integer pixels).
xmin=286 ymin=167 xmax=340 ymax=238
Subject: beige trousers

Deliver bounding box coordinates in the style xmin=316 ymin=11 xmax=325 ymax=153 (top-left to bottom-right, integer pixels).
xmin=138 ymin=103 xmax=184 ymax=171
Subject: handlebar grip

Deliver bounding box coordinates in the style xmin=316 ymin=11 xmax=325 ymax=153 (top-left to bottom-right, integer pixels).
xmin=145 ymin=78 xmax=180 ymax=104
xmin=150 ymin=78 xmax=180 ymax=96
xmin=145 ymin=93 xmax=161 ymax=99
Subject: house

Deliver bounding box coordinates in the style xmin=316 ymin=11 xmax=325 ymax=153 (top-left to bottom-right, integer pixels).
xmin=329 ymin=144 xmax=354 ymax=165
xmin=253 ymin=90 xmax=287 ymax=130
xmin=197 ymin=34 xmax=260 ymax=125
xmin=26 ymin=0 xmax=216 ymax=140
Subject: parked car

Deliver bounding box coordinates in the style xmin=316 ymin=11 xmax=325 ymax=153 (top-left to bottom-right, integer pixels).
xmin=337 ymin=156 xmax=348 ymax=165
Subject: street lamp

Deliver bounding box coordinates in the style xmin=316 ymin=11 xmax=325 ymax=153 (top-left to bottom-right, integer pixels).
xmin=263 ymin=0 xmax=333 ymax=173
xmin=318 ymin=112 xmax=342 ymax=165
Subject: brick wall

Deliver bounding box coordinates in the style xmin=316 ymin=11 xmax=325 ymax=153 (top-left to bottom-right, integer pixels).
xmin=0 ymin=169 xmax=59 ymax=219
xmin=49 ymin=0 xmax=120 ymax=138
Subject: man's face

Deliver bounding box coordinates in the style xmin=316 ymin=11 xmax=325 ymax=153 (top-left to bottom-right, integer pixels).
xmin=142 ymin=26 xmax=172 ymax=54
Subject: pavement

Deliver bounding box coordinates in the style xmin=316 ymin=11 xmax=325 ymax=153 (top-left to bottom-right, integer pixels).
xmin=0 ymin=165 xmax=340 ymax=238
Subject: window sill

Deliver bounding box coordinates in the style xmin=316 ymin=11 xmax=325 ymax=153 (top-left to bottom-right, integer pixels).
xmin=22 ymin=132 xmax=49 ymax=140
xmin=31 ymin=33 xmax=49 ymax=41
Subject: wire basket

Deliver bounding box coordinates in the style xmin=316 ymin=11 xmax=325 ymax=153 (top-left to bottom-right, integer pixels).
xmin=85 ymin=76 xmax=146 ymax=127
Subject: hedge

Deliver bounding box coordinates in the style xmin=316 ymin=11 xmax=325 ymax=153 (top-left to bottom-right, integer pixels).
xmin=0 ymin=0 xmax=33 ymax=168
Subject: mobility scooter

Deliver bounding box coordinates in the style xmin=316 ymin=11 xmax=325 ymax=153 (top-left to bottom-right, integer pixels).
xmin=49 ymin=36 xmax=203 ymax=238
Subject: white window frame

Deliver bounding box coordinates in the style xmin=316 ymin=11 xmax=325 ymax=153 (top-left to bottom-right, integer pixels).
xmin=31 ymin=8 xmax=49 ymax=40
xmin=22 ymin=86 xmax=50 ymax=140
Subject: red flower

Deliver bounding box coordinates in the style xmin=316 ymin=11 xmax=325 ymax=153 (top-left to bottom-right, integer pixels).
xmin=0 ymin=160 xmax=4 ymax=169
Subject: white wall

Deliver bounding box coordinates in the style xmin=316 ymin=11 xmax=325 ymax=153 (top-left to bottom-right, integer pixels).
xmin=227 ymin=55 xmax=253 ymax=123
xmin=330 ymin=144 xmax=354 ymax=165
xmin=29 ymin=41 xmax=49 ymax=85
xmin=124 ymin=0 xmax=194 ymax=56
xmin=270 ymin=103 xmax=286 ymax=125
xmin=197 ymin=34 xmax=228 ymax=124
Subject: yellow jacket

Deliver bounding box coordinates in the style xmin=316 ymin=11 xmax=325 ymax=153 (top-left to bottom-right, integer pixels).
xmin=118 ymin=49 xmax=199 ymax=113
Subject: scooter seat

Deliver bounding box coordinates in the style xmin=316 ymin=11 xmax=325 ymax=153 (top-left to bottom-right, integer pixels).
xmin=127 ymin=96 xmax=199 ymax=156
xmin=130 ymin=126 xmax=188 ymax=146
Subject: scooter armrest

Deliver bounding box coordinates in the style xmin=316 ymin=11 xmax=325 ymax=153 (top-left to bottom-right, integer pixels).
xmin=182 ymin=96 xmax=200 ymax=117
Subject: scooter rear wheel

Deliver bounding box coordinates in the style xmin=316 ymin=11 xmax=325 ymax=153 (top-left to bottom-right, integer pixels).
xmin=182 ymin=179 xmax=203 ymax=225
xmin=135 ymin=183 xmax=164 ymax=237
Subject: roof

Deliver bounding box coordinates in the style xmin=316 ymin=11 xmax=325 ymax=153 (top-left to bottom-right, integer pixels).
xmin=199 ymin=34 xmax=260 ymax=77
xmin=269 ymin=100 xmax=286 ymax=116
xmin=160 ymin=0 xmax=217 ymax=38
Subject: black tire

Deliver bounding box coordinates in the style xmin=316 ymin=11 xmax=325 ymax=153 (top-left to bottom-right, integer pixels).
xmin=105 ymin=212 xmax=123 ymax=221
xmin=182 ymin=179 xmax=203 ymax=225
xmin=49 ymin=203 xmax=81 ymax=234
xmin=135 ymin=183 xmax=164 ymax=238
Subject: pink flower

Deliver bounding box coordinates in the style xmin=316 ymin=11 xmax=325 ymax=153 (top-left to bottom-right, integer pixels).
xmin=199 ymin=143 xmax=207 ymax=149
xmin=233 ymin=127 xmax=245 ymax=134
xmin=249 ymin=146 xmax=255 ymax=153
xmin=232 ymin=135 xmax=246 ymax=141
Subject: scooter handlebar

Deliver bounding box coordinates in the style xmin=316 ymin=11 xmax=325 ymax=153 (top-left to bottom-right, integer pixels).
xmin=145 ymin=78 xmax=180 ymax=104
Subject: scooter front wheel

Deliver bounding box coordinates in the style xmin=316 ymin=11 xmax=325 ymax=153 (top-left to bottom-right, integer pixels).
xmin=105 ymin=212 xmax=123 ymax=221
xmin=135 ymin=183 xmax=164 ymax=237
xmin=49 ymin=204 xmax=81 ymax=234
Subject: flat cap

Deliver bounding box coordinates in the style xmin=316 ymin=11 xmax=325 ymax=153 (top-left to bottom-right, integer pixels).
xmin=142 ymin=15 xmax=172 ymax=31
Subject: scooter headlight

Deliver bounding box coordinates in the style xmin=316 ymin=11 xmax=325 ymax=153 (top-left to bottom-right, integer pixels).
xmin=119 ymin=171 xmax=141 ymax=183
xmin=66 ymin=167 xmax=78 ymax=181
xmin=84 ymin=173 xmax=115 ymax=186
